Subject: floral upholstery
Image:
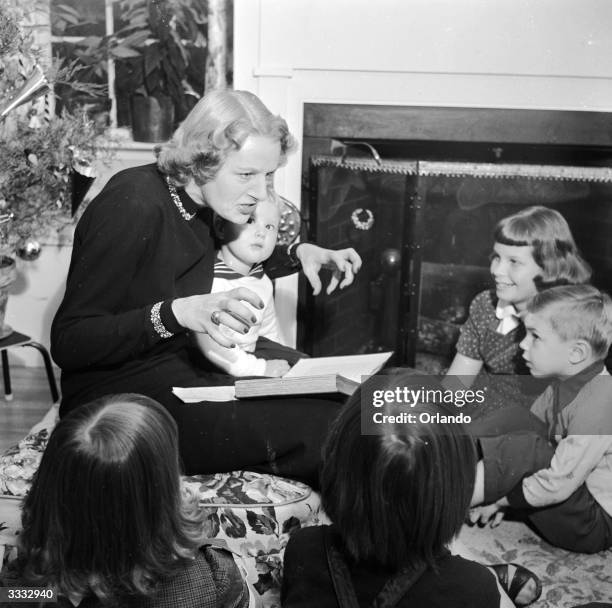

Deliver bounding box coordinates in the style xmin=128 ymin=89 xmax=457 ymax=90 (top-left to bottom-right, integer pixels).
xmin=0 ymin=403 xmax=59 ymax=498
xmin=7 ymin=406 xmax=611 ymax=606
xmin=183 ymin=472 xmax=328 ymax=607
xmin=0 ymin=404 xmax=329 ymax=608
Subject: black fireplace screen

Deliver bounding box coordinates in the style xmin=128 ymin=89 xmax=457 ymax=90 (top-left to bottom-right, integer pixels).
xmin=298 ymin=156 xmax=612 ymax=372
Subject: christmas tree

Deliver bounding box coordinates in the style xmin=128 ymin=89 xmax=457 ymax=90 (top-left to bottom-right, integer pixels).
xmin=0 ymin=0 xmax=112 ymax=256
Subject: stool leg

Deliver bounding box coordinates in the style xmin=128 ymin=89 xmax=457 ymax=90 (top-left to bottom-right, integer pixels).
xmin=2 ymin=349 xmax=13 ymax=401
xmin=23 ymin=342 xmax=60 ymax=403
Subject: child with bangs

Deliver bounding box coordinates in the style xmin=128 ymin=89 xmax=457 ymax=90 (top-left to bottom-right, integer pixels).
xmin=446 ymin=205 xmax=591 ymax=415
xmin=0 ymin=394 xmax=252 ymax=607
xmin=470 ymin=285 xmax=612 ymax=553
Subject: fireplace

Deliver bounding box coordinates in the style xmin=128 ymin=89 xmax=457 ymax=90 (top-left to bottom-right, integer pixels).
xmin=296 ymin=104 xmax=612 ymax=371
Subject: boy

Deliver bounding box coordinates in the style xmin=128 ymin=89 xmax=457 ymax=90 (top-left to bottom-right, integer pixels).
xmin=470 ymin=284 xmax=612 ymax=553
xmin=195 ymin=194 xmax=303 ymax=377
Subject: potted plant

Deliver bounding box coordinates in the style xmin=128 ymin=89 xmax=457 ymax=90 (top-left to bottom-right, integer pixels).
xmin=115 ymin=0 xmax=210 ymax=141
xmin=52 ymin=0 xmax=208 ymax=142
xmin=0 ymin=0 xmax=113 ymax=335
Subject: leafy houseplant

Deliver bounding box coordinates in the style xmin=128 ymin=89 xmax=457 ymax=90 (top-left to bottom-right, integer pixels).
xmin=53 ymin=0 xmax=208 ymax=142
xmin=1 ymin=0 xmax=112 ymax=250
xmin=114 ymin=0 xmax=208 ymax=140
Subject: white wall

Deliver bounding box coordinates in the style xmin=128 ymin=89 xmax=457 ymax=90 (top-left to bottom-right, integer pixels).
xmin=234 ymin=0 xmax=612 ymax=346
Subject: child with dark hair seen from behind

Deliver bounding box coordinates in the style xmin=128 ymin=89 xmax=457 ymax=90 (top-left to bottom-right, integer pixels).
xmin=0 ymin=394 xmax=251 ymax=607
xmin=470 ymin=284 xmax=612 ymax=554
xmin=282 ymin=372 xmax=541 ymax=608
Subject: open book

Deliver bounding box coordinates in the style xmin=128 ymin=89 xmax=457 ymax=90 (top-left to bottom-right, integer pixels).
xmin=233 ymin=351 xmax=393 ymax=398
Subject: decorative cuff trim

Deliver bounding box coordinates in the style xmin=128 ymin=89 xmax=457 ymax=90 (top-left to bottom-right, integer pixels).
xmin=151 ymin=301 xmax=173 ymax=338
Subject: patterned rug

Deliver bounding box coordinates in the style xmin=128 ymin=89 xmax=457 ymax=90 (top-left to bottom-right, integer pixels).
xmin=455 ymin=520 xmax=612 ymax=607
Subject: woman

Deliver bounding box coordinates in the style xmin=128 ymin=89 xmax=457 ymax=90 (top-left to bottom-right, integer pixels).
xmin=51 ymin=89 xmax=361 ymax=484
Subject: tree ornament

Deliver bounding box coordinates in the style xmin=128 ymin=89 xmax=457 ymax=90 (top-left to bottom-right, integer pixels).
xmin=276 ymin=196 xmax=302 ymax=246
xmin=16 ymin=238 xmax=41 ymax=261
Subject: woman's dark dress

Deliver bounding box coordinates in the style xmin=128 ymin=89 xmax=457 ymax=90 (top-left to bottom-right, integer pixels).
xmin=51 ymin=164 xmax=343 ymax=484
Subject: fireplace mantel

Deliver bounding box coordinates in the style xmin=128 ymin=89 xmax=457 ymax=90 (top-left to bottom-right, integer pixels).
xmin=303 ymin=104 xmax=612 ymax=148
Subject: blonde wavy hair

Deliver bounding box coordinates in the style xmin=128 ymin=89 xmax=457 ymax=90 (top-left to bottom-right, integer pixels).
xmin=156 ymin=89 xmax=297 ymax=187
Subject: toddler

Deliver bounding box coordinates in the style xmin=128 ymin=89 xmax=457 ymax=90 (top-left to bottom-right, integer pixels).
xmin=196 ymin=194 xmax=303 ymax=377
xmin=470 ymin=285 xmax=612 ymax=553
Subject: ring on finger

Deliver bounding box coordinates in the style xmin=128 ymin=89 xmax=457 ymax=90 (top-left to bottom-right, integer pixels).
xmin=211 ymin=310 xmax=222 ymax=325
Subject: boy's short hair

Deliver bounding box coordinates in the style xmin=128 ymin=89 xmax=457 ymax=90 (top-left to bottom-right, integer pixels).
xmin=320 ymin=373 xmax=476 ymax=570
xmin=527 ymin=285 xmax=612 ymax=359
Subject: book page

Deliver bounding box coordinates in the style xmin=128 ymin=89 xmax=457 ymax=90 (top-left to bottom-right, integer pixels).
xmin=283 ymin=352 xmax=392 ymax=384
xmin=172 ymin=386 xmax=236 ymax=403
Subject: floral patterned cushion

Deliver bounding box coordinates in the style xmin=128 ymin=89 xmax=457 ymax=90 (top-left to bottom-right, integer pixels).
xmin=0 ymin=404 xmax=328 ymax=608
xmin=183 ymin=471 xmax=329 ymax=607
xmin=0 ymin=403 xmax=59 ymax=497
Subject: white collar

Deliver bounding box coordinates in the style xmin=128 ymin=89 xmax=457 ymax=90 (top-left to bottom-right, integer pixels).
xmin=495 ymin=300 xmax=520 ymax=335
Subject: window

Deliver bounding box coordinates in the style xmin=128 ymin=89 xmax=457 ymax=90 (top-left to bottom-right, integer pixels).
xmin=50 ymin=0 xmax=112 ymax=122
xmin=49 ymin=0 xmax=232 ymax=139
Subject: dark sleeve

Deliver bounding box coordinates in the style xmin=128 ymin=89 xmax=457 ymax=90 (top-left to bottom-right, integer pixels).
xmin=506 ymin=476 xmax=532 ymax=508
xmin=429 ymin=556 xmax=501 ymax=608
xmin=148 ymin=546 xmax=249 ymax=608
xmin=254 ymin=336 xmax=308 ymax=365
xmin=460 ymin=560 xmax=501 ymax=608
xmin=51 ymin=175 xmax=181 ymax=371
xmin=204 ymin=547 xmax=250 ymax=608
xmin=263 ymin=243 xmax=304 ymax=280
xmin=282 ymin=527 xmax=337 ymax=608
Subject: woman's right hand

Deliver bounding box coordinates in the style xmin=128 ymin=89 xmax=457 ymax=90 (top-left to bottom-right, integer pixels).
xmin=171 ymin=288 xmax=263 ymax=348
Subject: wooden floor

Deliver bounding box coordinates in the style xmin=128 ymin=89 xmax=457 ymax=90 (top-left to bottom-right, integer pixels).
xmin=0 ymin=366 xmax=59 ymax=454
